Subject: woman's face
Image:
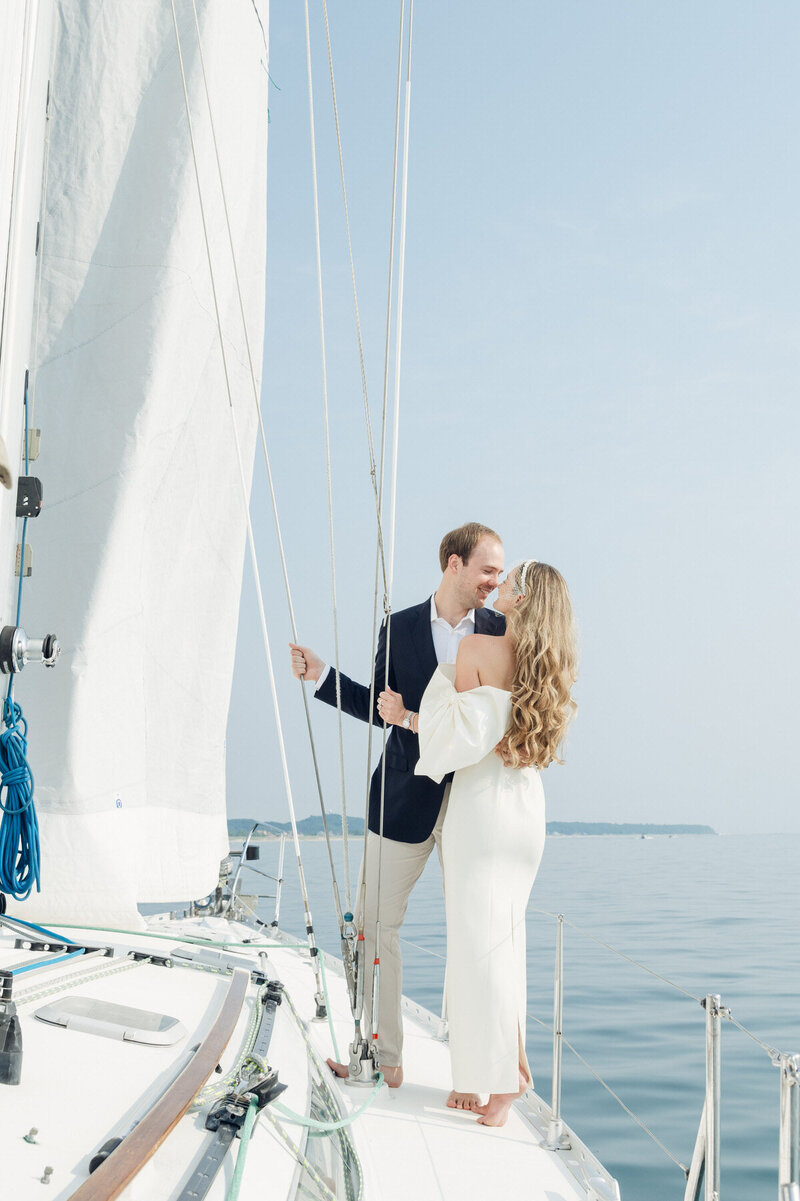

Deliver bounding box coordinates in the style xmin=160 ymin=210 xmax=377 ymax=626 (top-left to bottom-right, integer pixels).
xmin=493 ymin=566 xmax=523 ymax=614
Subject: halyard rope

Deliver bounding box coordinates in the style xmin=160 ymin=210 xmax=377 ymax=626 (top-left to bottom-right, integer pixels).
xmin=169 ymin=0 xmax=326 ymax=1018
xmin=186 ymin=0 xmax=349 ymax=929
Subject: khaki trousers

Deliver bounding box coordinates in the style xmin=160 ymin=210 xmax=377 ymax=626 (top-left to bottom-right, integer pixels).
xmin=356 ymin=792 xmax=448 ymax=1067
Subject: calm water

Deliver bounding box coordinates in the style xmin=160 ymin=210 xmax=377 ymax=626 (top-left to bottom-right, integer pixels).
xmin=253 ymin=833 xmax=799 ymax=1200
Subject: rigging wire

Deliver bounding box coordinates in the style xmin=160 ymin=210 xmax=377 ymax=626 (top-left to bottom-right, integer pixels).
xmin=168 ymin=0 xmax=326 ymax=1018
xmin=319 ymin=0 xmax=390 ymax=598
xmin=186 ymin=0 xmax=349 ymax=931
xmin=318 ymin=0 xmax=401 ymax=920
xmin=302 ymin=0 xmax=351 ymax=918
xmin=371 ymin=0 xmax=415 ymax=1054
xmin=361 ymin=0 xmax=406 ymax=884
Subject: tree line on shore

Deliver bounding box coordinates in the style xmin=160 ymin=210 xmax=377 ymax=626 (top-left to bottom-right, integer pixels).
xmin=228 ymin=816 xmax=716 ymax=838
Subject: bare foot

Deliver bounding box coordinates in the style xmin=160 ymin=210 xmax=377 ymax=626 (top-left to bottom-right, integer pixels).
xmin=475 ymin=1092 xmax=517 ymax=1126
xmin=475 ymin=1070 xmax=529 ymax=1127
xmin=447 ymin=1090 xmax=482 ymax=1111
xmin=326 ymin=1059 xmax=403 ymax=1088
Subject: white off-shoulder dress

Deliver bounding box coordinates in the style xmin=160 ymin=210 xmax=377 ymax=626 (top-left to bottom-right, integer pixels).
xmin=415 ymin=664 xmax=546 ymax=1094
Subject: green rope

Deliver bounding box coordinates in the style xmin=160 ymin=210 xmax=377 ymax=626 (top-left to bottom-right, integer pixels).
xmin=271 ymin=1073 xmax=385 ymax=1132
xmin=191 ymin=985 xmax=268 ymax=1111
xmin=225 ymin=1097 xmax=258 ymax=1201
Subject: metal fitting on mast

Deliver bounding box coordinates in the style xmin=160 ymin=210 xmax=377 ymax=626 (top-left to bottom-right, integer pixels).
xmin=0 ymin=626 xmax=59 ymax=674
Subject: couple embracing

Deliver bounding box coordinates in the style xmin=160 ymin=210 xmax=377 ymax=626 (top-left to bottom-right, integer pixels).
xmin=290 ymin=522 xmax=577 ymax=1127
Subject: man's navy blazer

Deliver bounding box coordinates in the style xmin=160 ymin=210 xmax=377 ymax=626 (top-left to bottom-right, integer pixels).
xmin=316 ymin=597 xmax=506 ymax=843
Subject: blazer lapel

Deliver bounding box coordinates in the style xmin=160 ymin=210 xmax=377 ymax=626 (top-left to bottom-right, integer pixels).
xmin=411 ymin=597 xmax=438 ymax=685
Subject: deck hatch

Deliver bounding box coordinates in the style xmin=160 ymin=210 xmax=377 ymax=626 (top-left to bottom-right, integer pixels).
xmin=33 ymin=996 xmax=187 ymax=1045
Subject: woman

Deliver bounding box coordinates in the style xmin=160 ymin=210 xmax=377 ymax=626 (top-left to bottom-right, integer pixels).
xmin=379 ymin=560 xmax=577 ymax=1126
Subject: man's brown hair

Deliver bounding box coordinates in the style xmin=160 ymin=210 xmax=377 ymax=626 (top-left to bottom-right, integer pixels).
xmin=438 ymin=522 xmax=502 ymax=572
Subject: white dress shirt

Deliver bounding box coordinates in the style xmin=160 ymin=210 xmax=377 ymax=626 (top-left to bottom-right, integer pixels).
xmin=429 ymin=594 xmax=475 ymax=664
xmin=315 ymin=594 xmax=475 ymax=692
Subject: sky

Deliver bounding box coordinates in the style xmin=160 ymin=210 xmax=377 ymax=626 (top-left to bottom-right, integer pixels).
xmin=226 ymin=1 xmax=800 ymax=837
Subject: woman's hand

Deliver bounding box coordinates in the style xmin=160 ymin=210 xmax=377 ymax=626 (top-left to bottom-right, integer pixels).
xmin=377 ymin=688 xmax=407 ymax=726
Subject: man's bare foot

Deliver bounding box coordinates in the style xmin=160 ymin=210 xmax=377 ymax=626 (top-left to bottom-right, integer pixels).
xmin=475 ymin=1070 xmax=529 ymax=1127
xmin=447 ymin=1090 xmax=482 ymax=1111
xmin=326 ymin=1059 xmax=403 ymax=1088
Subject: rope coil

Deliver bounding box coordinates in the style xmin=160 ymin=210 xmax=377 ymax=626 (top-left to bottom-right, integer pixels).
xmin=0 ymin=691 xmax=39 ymax=901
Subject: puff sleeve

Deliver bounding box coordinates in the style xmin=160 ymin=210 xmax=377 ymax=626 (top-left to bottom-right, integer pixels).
xmin=414 ymin=664 xmax=511 ymax=784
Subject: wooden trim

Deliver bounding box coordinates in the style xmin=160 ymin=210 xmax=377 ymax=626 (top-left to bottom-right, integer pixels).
xmin=68 ymin=967 xmax=250 ymax=1201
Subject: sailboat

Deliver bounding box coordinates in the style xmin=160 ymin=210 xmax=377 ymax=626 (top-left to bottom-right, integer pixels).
xmin=0 ymin=2 xmax=627 ymax=1198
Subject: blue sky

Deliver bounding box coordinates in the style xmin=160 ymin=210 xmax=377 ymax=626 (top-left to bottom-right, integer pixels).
xmin=227 ymin=2 xmax=800 ymax=836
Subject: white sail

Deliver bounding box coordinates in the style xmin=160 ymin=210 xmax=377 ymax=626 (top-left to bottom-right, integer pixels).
xmin=8 ymin=0 xmax=269 ymax=925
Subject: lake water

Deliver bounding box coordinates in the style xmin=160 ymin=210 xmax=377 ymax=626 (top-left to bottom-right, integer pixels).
xmin=251 ymin=831 xmax=800 ymax=1199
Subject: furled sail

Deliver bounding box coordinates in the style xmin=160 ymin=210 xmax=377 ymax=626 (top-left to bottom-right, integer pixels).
xmin=8 ymin=0 xmax=269 ymax=925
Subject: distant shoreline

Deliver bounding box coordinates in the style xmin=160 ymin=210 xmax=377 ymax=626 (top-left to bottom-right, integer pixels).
xmin=228 ymin=819 xmax=717 ymax=840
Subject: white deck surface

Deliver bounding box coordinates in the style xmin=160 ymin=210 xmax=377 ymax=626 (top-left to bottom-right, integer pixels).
xmin=0 ymin=916 xmax=617 ymax=1200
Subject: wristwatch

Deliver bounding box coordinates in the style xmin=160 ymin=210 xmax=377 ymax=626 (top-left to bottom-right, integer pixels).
xmin=401 ymin=710 xmax=413 ymax=730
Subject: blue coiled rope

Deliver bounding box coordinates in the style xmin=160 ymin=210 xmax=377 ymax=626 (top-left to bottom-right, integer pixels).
xmin=0 ymin=693 xmax=39 ymax=900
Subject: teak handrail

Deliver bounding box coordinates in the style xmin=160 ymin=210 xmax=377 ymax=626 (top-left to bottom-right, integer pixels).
xmin=67 ymin=967 xmax=250 ymax=1201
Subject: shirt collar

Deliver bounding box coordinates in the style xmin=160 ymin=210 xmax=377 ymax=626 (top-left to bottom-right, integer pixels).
xmin=430 ymin=594 xmax=475 ymax=629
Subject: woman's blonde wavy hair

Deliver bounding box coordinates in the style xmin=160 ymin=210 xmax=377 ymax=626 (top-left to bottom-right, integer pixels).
xmin=496 ymin=561 xmax=578 ymax=770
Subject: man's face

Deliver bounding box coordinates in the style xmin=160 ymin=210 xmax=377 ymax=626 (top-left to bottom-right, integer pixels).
xmin=453 ymin=536 xmax=504 ymax=609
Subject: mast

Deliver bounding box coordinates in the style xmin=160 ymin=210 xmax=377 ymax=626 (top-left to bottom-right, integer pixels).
xmin=0 ymin=1 xmax=55 ymax=628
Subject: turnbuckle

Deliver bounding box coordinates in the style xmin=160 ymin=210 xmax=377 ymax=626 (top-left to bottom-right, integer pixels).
xmin=341 ymin=912 xmax=358 ymax=1014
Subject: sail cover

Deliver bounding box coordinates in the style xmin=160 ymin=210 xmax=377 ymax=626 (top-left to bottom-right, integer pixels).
xmin=9 ymin=0 xmax=269 ymax=925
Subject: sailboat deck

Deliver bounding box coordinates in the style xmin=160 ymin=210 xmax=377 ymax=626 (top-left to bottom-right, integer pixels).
xmin=0 ymin=917 xmax=616 ymax=1200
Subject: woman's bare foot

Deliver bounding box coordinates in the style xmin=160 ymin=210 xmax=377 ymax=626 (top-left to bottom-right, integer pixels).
xmin=474 ymin=1070 xmax=529 ymax=1127
xmin=475 ymin=1092 xmax=517 ymax=1126
xmin=446 ymin=1090 xmax=482 ymax=1111
xmin=326 ymin=1059 xmax=403 ymax=1087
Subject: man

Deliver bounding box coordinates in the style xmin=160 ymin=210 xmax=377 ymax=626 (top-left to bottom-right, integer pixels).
xmin=289 ymin=522 xmax=505 ymax=1087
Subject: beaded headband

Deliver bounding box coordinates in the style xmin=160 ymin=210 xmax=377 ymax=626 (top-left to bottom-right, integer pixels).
xmin=515 ymin=559 xmax=537 ymax=594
